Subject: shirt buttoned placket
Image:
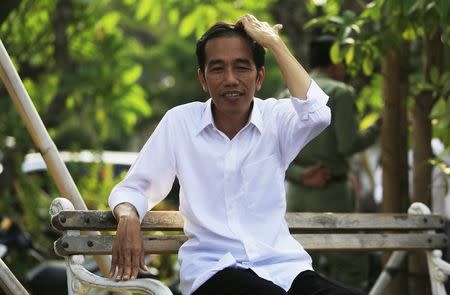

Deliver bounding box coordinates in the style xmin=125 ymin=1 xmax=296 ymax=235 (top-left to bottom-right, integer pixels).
xmin=223 ymin=135 xmax=242 ymax=239
xmin=229 ymin=126 xmax=260 ymax=267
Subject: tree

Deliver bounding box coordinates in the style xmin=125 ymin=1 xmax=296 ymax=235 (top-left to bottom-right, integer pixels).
xmin=304 ymin=0 xmax=450 ymax=294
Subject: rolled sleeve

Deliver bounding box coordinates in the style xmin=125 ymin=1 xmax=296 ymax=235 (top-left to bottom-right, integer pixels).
xmin=109 ymin=188 xmax=149 ymax=223
xmin=290 ymin=80 xmax=329 ymax=120
xmin=278 ymin=79 xmax=331 ymax=167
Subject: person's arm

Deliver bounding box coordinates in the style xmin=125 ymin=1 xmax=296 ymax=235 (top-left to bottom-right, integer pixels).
xmin=108 ymin=112 xmax=177 ymax=281
xmin=109 ymin=202 xmax=147 ymax=281
xmin=238 ymin=14 xmax=310 ymax=98
xmin=238 ymin=15 xmax=330 ymax=168
xmin=334 ymin=86 xmax=381 ymax=156
xmin=286 ymin=162 xmax=330 ymax=187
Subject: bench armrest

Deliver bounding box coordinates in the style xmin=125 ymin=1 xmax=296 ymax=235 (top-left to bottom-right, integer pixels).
xmin=67 ymin=255 xmax=173 ymax=295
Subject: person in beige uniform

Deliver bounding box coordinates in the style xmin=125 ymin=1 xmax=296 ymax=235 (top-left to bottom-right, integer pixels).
xmin=282 ymin=35 xmax=381 ymax=291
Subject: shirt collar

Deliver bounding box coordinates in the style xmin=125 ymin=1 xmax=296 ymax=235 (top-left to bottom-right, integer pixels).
xmin=195 ymin=98 xmax=264 ymax=136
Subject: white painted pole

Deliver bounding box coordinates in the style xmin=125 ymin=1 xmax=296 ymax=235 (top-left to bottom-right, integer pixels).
xmin=0 ymin=39 xmax=113 ymax=279
xmin=369 ymin=250 xmax=407 ymax=295
xmin=0 ymin=258 xmax=29 ymax=295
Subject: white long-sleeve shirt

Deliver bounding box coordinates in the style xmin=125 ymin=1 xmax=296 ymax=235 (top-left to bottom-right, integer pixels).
xmin=109 ymin=80 xmax=331 ymax=295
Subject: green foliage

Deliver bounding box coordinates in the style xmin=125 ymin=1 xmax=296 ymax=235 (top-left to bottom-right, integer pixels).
xmin=357 ymin=74 xmax=383 ymax=130
xmin=305 ymin=0 xmax=450 ymax=148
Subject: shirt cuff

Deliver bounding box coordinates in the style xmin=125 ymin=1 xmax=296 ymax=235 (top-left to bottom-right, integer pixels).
xmin=290 ymin=80 xmax=329 ymax=118
xmin=108 ymin=188 xmax=149 ymax=223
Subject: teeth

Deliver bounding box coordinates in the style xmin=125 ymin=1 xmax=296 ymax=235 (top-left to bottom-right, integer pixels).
xmin=223 ymin=92 xmax=241 ymax=97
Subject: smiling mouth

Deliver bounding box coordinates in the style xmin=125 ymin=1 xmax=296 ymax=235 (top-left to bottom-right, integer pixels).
xmin=221 ymin=90 xmax=245 ymax=99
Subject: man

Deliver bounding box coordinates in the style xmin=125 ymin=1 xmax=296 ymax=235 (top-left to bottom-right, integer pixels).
xmin=284 ymin=35 xmax=381 ymax=290
xmin=108 ymin=15 xmax=361 ymax=295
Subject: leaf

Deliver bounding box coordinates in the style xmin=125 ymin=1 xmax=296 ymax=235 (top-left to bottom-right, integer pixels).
xmin=304 ymin=17 xmax=327 ymax=30
xmin=122 ymin=65 xmax=143 ymax=85
xmin=362 ymin=1 xmax=381 ymax=20
xmin=430 ymin=66 xmax=440 ymax=84
xmin=96 ymin=12 xmax=121 ymax=33
xmin=343 ymin=37 xmax=355 ymax=44
xmin=329 ymin=16 xmax=344 ymax=24
xmin=350 ymin=24 xmax=361 ymax=34
xmin=179 ymin=9 xmax=200 ymax=37
xmin=363 ymin=57 xmax=373 ymax=76
xmin=330 ymin=41 xmax=342 ymax=63
xmin=360 ymin=113 xmax=379 ymax=130
xmin=402 ymin=25 xmax=417 ymax=40
xmin=342 ymin=26 xmax=352 ymax=38
xmin=168 ymin=9 xmax=180 ymax=26
xmin=304 ymin=18 xmax=320 ymax=30
xmin=149 ymin=2 xmax=162 ymax=25
xmin=345 ymin=45 xmax=355 ymax=64
xmin=136 ymin=0 xmax=152 ymax=21
xmin=407 ymin=0 xmax=423 ymax=16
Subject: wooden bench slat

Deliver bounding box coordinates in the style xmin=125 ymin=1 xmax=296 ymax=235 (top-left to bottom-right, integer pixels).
xmin=52 ymin=211 xmax=445 ymax=231
xmin=286 ymin=213 xmax=445 ymax=231
xmin=51 ymin=211 xmax=184 ymax=231
xmin=54 ymin=233 xmax=448 ymax=256
xmin=295 ymin=233 xmax=448 ymax=251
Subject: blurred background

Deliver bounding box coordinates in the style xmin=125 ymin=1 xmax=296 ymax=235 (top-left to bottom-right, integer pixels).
xmin=0 ymin=0 xmax=449 ymax=294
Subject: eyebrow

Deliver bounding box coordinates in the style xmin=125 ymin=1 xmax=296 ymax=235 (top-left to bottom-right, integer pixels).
xmin=235 ymin=58 xmax=252 ymax=66
xmin=207 ymin=58 xmax=253 ymax=67
xmin=207 ymin=59 xmax=224 ymax=67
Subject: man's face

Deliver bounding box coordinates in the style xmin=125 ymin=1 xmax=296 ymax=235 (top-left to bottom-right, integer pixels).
xmin=198 ymin=35 xmax=264 ymax=118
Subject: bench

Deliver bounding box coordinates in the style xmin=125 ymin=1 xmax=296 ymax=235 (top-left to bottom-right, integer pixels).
xmin=50 ymin=197 xmax=450 ymax=295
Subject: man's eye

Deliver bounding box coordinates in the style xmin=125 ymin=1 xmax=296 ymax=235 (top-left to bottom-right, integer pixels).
xmin=236 ymin=66 xmax=250 ymax=71
xmin=210 ymin=67 xmax=223 ymax=72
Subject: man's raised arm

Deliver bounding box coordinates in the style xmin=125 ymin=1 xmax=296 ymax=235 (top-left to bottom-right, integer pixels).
xmin=237 ymin=14 xmax=311 ymax=99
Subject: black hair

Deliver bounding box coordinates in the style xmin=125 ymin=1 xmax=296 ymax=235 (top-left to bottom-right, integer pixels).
xmin=196 ymin=22 xmax=265 ymax=73
xmin=309 ymin=35 xmax=336 ymax=69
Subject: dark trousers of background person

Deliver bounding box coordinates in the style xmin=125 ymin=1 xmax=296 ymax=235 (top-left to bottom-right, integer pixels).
xmin=192 ymin=267 xmax=364 ymax=295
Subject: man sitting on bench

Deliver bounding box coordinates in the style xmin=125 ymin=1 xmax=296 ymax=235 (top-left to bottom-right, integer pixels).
xmin=108 ymin=14 xmax=362 ymax=295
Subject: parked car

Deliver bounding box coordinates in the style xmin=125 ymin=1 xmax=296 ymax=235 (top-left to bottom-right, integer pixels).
xmin=21 ymin=150 xmax=138 ymax=177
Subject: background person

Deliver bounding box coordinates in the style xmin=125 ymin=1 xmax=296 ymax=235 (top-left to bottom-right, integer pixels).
xmin=281 ymin=34 xmax=381 ymax=291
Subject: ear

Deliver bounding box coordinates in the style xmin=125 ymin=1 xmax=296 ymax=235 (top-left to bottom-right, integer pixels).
xmin=197 ymin=69 xmax=208 ymax=92
xmin=255 ymin=67 xmax=265 ymax=92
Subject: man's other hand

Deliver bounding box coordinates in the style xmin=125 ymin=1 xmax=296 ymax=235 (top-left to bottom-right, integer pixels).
xmin=109 ymin=202 xmax=148 ymax=281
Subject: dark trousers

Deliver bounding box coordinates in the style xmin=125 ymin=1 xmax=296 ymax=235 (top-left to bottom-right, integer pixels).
xmin=192 ymin=268 xmax=364 ymax=295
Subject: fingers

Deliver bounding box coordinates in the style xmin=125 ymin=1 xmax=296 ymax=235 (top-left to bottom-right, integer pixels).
xmin=140 ymin=254 xmax=149 ymax=272
xmin=122 ymin=250 xmax=132 ymax=280
xmin=130 ymin=251 xmax=140 ymax=280
xmin=109 ymin=248 xmax=143 ymax=281
xmin=109 ymin=244 xmax=118 ymax=278
xmin=116 ymin=256 xmax=124 ymax=280
xmin=273 ymin=24 xmax=283 ymax=33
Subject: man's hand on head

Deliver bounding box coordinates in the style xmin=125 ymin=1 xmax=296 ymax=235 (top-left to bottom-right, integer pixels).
xmin=109 ymin=202 xmax=148 ymax=281
xmin=236 ymin=14 xmax=283 ymax=49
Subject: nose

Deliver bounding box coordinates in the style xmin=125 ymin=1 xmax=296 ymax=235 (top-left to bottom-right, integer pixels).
xmin=223 ymin=68 xmax=239 ymax=85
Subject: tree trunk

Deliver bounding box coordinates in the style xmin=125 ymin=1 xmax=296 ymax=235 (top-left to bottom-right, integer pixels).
xmin=44 ymin=0 xmax=73 ymax=128
xmin=409 ymin=28 xmax=443 ymax=295
xmin=381 ymin=42 xmax=409 ymax=295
